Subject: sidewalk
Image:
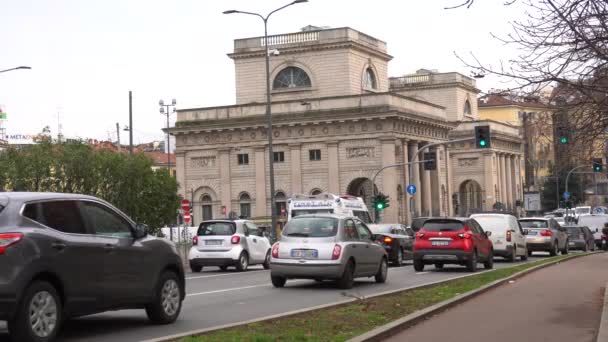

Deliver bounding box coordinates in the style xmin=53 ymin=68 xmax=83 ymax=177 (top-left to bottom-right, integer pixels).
xmin=386 ymin=253 xmax=608 ymax=342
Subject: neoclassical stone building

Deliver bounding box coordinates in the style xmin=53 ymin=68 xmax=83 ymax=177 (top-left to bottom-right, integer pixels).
xmin=170 ymin=27 xmax=524 ymax=226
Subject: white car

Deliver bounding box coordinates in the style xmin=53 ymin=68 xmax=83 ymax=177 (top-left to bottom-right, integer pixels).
xmin=577 ymin=214 xmax=608 ymax=247
xmin=188 ymin=219 xmax=272 ymax=272
xmin=470 ymin=213 xmax=528 ymax=261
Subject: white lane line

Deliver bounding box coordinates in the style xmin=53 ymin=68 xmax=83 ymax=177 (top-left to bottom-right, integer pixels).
xmin=415 ymin=272 xmax=429 ymax=275
xmin=186 ymin=280 xmax=309 ymax=297
xmin=186 ymin=270 xmax=267 ymax=280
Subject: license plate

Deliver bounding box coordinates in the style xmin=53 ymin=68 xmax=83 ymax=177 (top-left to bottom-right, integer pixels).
xmin=291 ymin=249 xmax=318 ymax=258
xmin=431 ymin=241 xmax=450 ymax=246
xmin=206 ymin=240 xmax=222 ymax=246
xmin=569 ymin=242 xmax=575 ymax=245
xmin=527 ymin=231 xmax=538 ymax=236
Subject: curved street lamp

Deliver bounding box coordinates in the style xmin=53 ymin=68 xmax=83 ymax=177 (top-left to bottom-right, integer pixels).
xmin=223 ymin=0 xmax=308 ymax=238
xmin=0 ymin=66 xmax=32 ymax=74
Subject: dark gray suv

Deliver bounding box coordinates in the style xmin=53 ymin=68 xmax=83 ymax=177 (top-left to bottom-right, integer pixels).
xmin=0 ymin=192 xmax=185 ymax=342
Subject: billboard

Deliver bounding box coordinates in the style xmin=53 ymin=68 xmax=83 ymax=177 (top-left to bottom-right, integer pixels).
xmin=524 ymin=192 xmax=541 ymax=211
xmin=3 ymin=133 xmax=37 ymax=145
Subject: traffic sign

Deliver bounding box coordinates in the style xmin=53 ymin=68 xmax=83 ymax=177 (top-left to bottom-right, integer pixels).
xmin=181 ymin=199 xmax=190 ymax=211
xmin=563 ymin=192 xmax=571 ymax=200
xmin=406 ymin=184 xmax=417 ymax=195
xmin=183 ymin=212 xmax=191 ymax=223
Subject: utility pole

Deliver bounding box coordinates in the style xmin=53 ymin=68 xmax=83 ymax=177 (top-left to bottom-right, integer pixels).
xmin=115 ymin=122 xmax=121 ymax=152
xmin=129 ymin=91 xmax=133 ymax=155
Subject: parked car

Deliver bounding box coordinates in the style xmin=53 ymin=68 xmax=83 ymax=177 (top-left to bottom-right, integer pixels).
xmin=368 ymin=223 xmax=415 ymax=266
xmin=470 ymin=213 xmax=528 ymax=261
xmin=188 ymin=219 xmax=272 ymax=272
xmin=577 ymin=214 xmax=608 ymax=247
xmin=269 ymin=214 xmax=388 ymax=289
xmin=564 ymin=225 xmax=593 ymax=252
xmin=580 ymin=226 xmax=596 ymax=251
xmin=519 ymin=217 xmax=569 ymax=256
xmin=0 ymin=192 xmax=185 ymax=342
xmin=413 ymin=217 xmax=494 ymax=272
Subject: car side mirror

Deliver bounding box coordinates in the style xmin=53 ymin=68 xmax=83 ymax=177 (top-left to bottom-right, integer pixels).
xmin=257 ymin=230 xmax=264 ymax=237
xmin=523 ymin=230 xmax=528 ymax=235
xmin=134 ymin=223 xmax=148 ymax=239
xmin=485 ymin=231 xmax=492 ymax=237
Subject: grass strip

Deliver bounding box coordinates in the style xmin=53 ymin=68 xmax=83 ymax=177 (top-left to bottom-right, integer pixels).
xmin=181 ymin=255 xmax=574 ymax=342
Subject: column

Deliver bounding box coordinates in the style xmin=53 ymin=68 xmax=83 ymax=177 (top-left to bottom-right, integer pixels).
xmin=381 ymin=138 xmax=398 ymax=223
xmin=500 ymin=154 xmax=508 ymax=206
xmin=327 ymin=142 xmax=340 ymax=194
xmin=483 ymin=152 xmax=496 ymax=211
xmin=515 ymin=156 xmax=522 ymax=203
xmin=408 ymin=141 xmax=422 ymax=217
xmin=420 ymin=143 xmax=432 ymax=217
xmin=218 ymin=148 xmax=232 ymax=214
xmin=445 ymin=147 xmax=454 ymax=216
xmin=254 ymin=147 xmax=267 ymax=217
xmin=290 ymin=144 xmax=302 ymax=195
xmin=402 ymin=139 xmax=411 ymax=224
xmin=435 ymin=146 xmax=445 ymax=217
xmin=506 ymin=154 xmax=513 ymax=210
xmin=176 ymin=152 xmax=186 ymax=199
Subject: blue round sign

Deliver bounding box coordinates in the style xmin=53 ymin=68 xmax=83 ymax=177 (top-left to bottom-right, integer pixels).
xmin=407 ymin=184 xmax=417 ymax=195
xmin=563 ymin=191 xmax=571 ymax=200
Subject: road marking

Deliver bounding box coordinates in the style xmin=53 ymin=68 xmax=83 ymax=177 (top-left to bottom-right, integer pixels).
xmin=186 ymin=270 xmax=267 ymax=280
xmin=186 ymin=280 xmax=309 ymax=297
xmin=415 ymin=272 xmax=429 ymax=275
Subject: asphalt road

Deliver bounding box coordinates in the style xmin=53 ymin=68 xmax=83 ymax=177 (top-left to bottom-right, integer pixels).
xmin=0 ymin=253 xmax=559 ymax=342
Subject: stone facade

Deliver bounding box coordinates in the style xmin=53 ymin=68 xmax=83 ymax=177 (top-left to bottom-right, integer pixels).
xmin=170 ymin=27 xmax=524 ymax=226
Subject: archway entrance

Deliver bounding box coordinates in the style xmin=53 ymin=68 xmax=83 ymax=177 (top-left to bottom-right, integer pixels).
xmin=458 ymin=180 xmax=484 ymax=216
xmin=346 ymin=178 xmax=378 ymax=210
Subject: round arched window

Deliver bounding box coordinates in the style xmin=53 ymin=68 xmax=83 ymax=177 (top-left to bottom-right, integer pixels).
xmin=239 ymin=193 xmax=251 ymax=218
xmin=273 ymin=67 xmax=311 ymax=89
xmin=363 ymin=67 xmax=377 ymax=90
xmin=464 ymin=100 xmax=472 ymax=116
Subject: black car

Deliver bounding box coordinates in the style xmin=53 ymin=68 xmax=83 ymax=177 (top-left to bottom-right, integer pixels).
xmin=368 ymin=224 xmax=415 ymax=266
xmin=580 ymin=226 xmax=596 ymax=251
xmin=0 ymin=193 xmax=185 ymax=342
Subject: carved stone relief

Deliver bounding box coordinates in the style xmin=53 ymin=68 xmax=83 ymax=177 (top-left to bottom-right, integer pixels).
xmin=458 ymin=158 xmax=478 ymax=167
xmin=191 ymin=156 xmax=217 ymax=168
xmin=346 ymin=147 xmax=375 ymax=159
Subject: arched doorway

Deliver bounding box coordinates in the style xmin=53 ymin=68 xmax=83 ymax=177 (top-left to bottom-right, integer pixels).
xmin=275 ymin=191 xmax=287 ymax=217
xmin=458 ymin=180 xmax=484 ymax=216
xmin=346 ymin=178 xmax=378 ymax=211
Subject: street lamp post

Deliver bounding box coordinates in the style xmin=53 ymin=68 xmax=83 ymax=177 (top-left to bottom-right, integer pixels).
xmin=223 ymin=0 xmax=308 ymax=238
xmin=159 ymin=99 xmax=177 ymax=173
xmin=0 ymin=66 xmax=31 ymax=74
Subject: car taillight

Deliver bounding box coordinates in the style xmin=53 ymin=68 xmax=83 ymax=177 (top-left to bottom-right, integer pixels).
xmin=272 ymin=243 xmax=280 ymax=258
xmin=231 ymin=235 xmax=241 ymax=244
xmin=540 ymin=230 xmax=553 ymax=237
xmin=383 ymin=237 xmax=393 ymax=244
xmin=0 ymin=233 xmax=23 ymax=255
xmin=332 ymin=244 xmax=342 ymax=260
xmin=458 ymin=232 xmax=472 ymax=239
xmin=192 ymin=236 xmax=198 ymax=245
xmin=506 ymin=230 xmax=512 ymax=242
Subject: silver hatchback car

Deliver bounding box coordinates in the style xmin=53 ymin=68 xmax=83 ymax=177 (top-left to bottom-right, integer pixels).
xmin=269 ymin=214 xmax=388 ymax=289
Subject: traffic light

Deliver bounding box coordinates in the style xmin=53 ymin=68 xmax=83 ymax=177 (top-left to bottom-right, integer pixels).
xmin=373 ymin=193 xmax=390 ymax=211
xmin=565 ymin=200 xmax=573 ymax=209
xmin=475 ymin=125 xmax=491 ymax=148
xmin=557 ymin=126 xmax=569 ymax=144
xmin=593 ymin=158 xmax=603 ymax=172
xmin=423 ymin=151 xmax=437 ymax=171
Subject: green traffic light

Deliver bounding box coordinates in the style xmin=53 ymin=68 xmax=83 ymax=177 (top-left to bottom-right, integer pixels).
xmin=376 ymin=203 xmax=384 ymax=210
xmin=479 ymin=140 xmax=486 ymax=147
xmin=560 ymin=137 xmax=568 ymax=144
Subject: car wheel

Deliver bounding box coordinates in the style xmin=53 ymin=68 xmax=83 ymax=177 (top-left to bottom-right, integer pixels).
xmin=263 ymin=251 xmax=271 ymax=270
xmin=434 ymin=263 xmax=444 ymax=269
xmin=466 ymin=251 xmax=478 ymax=272
xmin=375 ymin=258 xmax=388 ymax=283
xmin=413 ymin=259 xmax=424 ymax=272
xmin=190 ymin=264 xmax=202 ymax=273
xmin=337 ymin=260 xmax=355 ymax=289
xmin=235 ymin=252 xmax=249 ymax=272
xmin=549 ymin=242 xmax=558 ymax=256
xmin=562 ymin=241 xmax=569 ymax=255
xmin=528 ymin=249 xmax=533 ymax=257
xmin=506 ymin=246 xmax=515 ymax=262
xmin=145 ymin=271 xmax=183 ymax=324
xmin=219 ymin=266 xmax=228 ymax=271
xmin=484 ymin=250 xmax=494 ymax=270
xmin=394 ymin=249 xmax=404 ymax=267
xmin=271 ymin=274 xmax=287 ymax=288
xmin=8 ymin=281 xmax=62 ymax=342
xmin=521 ymin=247 xmax=528 ymax=261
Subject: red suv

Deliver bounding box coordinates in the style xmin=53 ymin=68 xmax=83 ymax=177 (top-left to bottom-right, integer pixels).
xmin=413 ymin=218 xmax=494 ymax=272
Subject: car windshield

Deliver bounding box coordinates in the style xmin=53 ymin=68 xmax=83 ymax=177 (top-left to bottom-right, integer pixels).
xmin=197 ymin=222 xmax=236 ymax=236
xmin=566 ymin=227 xmax=581 ymax=236
xmin=422 ymin=220 xmax=464 ymax=232
xmin=471 ymin=216 xmax=507 ymax=233
xmin=520 ymin=220 xmax=548 ymax=229
xmin=282 ymin=217 xmax=338 ymax=237
xmin=576 ymin=207 xmax=591 ymax=214
xmin=352 ymin=210 xmax=372 ymax=223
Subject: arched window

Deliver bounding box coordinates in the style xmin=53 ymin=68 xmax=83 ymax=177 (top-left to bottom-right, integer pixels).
xmin=273 ymin=67 xmax=311 ymax=89
xmin=201 ymin=195 xmax=213 ymax=221
xmin=275 ymin=191 xmax=287 ymax=217
xmin=464 ymin=100 xmax=472 ymax=116
xmin=363 ymin=67 xmax=377 ymax=90
xmin=310 ymin=188 xmax=323 ymax=196
xmin=239 ymin=193 xmax=251 ymax=218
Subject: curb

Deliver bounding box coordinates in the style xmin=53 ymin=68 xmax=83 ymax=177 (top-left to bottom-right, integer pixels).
xmin=598 ymin=282 xmax=608 ymax=342
xmin=348 ymin=253 xmax=592 ymax=342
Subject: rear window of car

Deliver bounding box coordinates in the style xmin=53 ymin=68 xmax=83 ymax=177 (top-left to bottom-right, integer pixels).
xmin=471 ymin=216 xmax=507 ymax=233
xmin=520 ymin=220 xmax=548 ymax=229
xmin=422 ymin=220 xmax=464 ymax=232
xmin=282 ymin=217 xmax=338 ymax=237
xmin=566 ymin=227 xmax=581 ymax=235
xmin=197 ymin=222 xmax=236 ymax=236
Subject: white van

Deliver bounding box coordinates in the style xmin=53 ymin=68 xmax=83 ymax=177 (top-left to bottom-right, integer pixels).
xmin=577 ymin=214 xmax=608 ymax=246
xmin=470 ymin=213 xmax=528 ymax=261
xmin=287 ymin=193 xmax=372 ymax=223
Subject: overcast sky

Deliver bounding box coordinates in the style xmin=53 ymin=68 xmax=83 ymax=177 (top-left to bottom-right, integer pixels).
xmin=0 ymin=0 xmax=526 ymax=144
